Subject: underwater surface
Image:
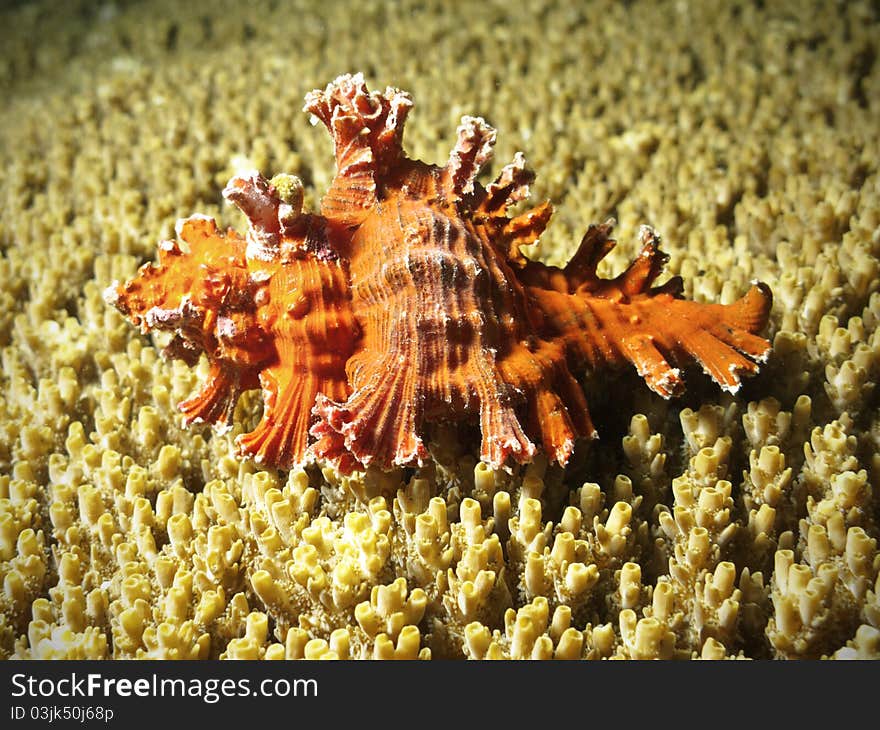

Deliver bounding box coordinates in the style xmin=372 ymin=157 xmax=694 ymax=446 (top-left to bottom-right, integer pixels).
xmin=0 ymin=0 xmax=878 ymax=659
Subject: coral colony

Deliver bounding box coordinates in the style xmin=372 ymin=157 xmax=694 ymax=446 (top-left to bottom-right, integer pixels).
xmin=107 ymin=74 xmax=772 ymax=474
xmin=5 ymin=0 xmax=880 ymax=662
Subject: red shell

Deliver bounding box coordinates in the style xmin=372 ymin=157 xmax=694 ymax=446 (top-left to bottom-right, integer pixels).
xmin=108 ymin=73 xmax=772 ymax=473
xmin=106 ymin=173 xmax=356 ymax=469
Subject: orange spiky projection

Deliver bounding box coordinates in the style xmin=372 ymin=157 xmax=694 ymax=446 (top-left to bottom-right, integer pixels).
xmin=105 ymin=172 xmax=356 ymax=468
xmin=108 ymin=73 xmax=772 ymax=473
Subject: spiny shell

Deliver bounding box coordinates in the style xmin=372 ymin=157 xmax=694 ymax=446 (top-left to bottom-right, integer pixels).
xmin=109 ymin=73 xmax=772 ymax=474
xmin=307 ymin=74 xmax=771 ymax=471
xmin=106 ymin=172 xmax=356 ymax=468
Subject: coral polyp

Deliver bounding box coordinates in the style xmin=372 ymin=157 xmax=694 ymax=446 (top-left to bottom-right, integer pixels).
xmin=107 ymin=74 xmax=772 ymax=473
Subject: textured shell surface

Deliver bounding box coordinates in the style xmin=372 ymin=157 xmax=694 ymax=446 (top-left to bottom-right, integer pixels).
xmin=312 ymin=156 xmax=557 ymax=470
xmin=106 ymin=172 xmax=356 ymax=469
xmin=108 ymin=73 xmax=773 ymax=474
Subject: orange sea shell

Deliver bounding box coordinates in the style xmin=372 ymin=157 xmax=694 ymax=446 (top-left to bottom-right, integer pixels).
xmin=108 ymin=73 xmax=772 ymax=473
xmin=106 ymin=172 xmax=356 ymax=468
xmin=306 ymin=74 xmax=771 ymax=471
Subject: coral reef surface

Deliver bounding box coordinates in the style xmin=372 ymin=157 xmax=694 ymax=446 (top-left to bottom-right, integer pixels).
xmin=0 ymin=0 xmax=878 ymax=660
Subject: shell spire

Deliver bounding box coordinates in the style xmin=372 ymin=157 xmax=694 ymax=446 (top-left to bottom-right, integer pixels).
xmin=107 ymin=173 xmax=355 ymax=468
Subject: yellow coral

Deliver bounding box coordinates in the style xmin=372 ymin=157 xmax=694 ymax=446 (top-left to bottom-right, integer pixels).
xmin=2 ymin=0 xmax=879 ymax=661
